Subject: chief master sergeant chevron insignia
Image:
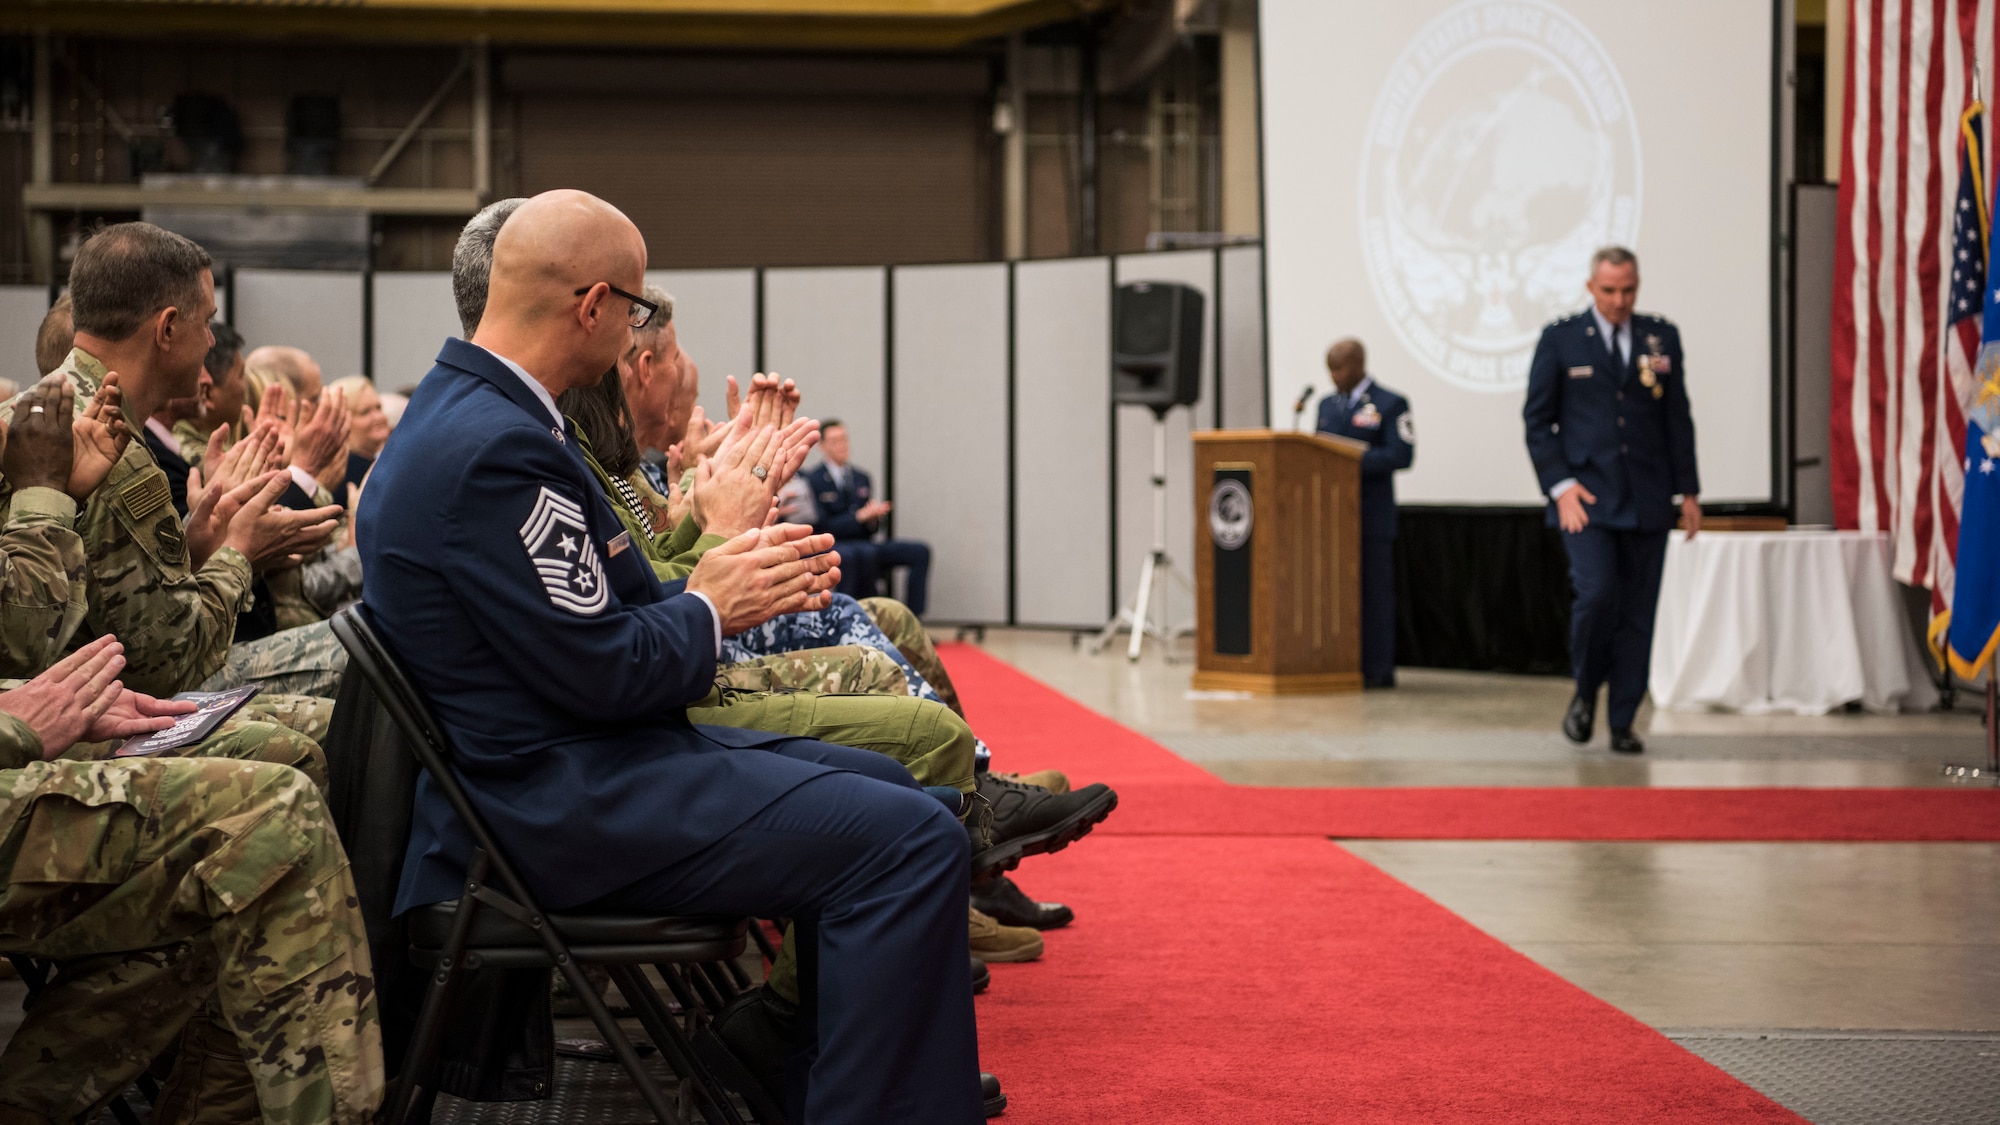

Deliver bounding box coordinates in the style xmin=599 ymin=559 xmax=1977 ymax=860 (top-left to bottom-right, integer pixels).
xmin=519 ymin=486 xmax=610 ymax=615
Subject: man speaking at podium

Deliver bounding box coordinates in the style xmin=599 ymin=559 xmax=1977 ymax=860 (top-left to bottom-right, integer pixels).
xmin=1315 ymin=338 xmax=1414 ymax=688
xmin=1523 ymin=247 xmax=1700 ymax=756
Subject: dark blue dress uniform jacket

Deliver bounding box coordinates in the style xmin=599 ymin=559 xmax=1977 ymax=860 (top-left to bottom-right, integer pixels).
xmin=359 ymin=339 xmax=809 ymax=915
xmin=1314 ymin=381 xmax=1414 ymax=539
xmin=802 ymin=462 xmax=875 ymax=541
xmin=1522 ymin=311 xmax=1700 ymax=532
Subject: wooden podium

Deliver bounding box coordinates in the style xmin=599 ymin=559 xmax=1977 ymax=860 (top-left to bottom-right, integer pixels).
xmin=1190 ymin=429 xmax=1365 ymax=694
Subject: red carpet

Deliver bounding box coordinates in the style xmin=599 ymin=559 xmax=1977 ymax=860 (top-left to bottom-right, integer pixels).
xmin=940 ymin=644 xmax=2000 ymax=841
xmin=936 ymin=642 xmax=1983 ymax=1121
xmin=975 ymin=836 xmax=1803 ymax=1124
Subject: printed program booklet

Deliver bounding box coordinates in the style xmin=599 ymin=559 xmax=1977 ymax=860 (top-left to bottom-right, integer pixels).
xmin=114 ymin=684 xmax=263 ymax=757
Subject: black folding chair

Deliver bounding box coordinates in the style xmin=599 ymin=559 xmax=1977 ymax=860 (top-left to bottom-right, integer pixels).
xmin=329 ymin=605 xmax=754 ymax=1125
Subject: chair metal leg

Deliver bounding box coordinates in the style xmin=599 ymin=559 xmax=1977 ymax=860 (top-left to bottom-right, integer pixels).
xmin=657 ymin=963 xmax=706 ymax=1021
xmin=748 ymin=922 xmax=779 ymax=965
xmin=685 ymin=959 xmax=728 ymax=1016
xmin=558 ymin=956 xmax=685 ymax=1124
xmin=699 ymin=961 xmax=741 ymax=1003
xmin=609 ymin=964 xmax=748 ymax=1125
xmin=388 ymin=853 xmax=493 ymax=1125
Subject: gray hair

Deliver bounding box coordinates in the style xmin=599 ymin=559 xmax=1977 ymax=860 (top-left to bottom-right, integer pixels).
xmin=1589 ymin=245 xmax=1639 ymax=274
xmin=628 ymin=284 xmax=675 ymax=357
xmin=452 ymin=196 xmax=527 ymax=336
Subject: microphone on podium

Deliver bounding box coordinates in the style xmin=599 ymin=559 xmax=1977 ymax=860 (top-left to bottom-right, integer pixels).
xmin=1291 ymin=384 xmax=1316 ymax=428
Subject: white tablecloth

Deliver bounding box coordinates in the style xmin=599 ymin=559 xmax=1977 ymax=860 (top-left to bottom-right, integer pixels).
xmin=1648 ymin=531 xmax=1939 ymax=715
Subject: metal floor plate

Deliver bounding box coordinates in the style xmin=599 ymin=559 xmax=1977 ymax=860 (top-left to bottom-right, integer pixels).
xmin=1667 ymin=1030 xmax=2000 ymax=1125
xmin=431 ymin=1055 xmax=715 ymax=1125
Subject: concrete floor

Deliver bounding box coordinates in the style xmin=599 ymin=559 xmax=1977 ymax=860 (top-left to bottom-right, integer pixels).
xmin=975 ymin=628 xmax=2000 ymax=1074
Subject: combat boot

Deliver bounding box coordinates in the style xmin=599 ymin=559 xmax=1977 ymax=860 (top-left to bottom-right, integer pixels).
xmin=971 ymin=774 xmax=1117 ymax=879
xmin=968 ymin=907 xmax=1043 ymax=962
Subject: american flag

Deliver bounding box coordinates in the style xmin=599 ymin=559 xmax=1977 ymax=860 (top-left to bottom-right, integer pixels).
xmin=1831 ymin=0 xmax=1993 ymax=615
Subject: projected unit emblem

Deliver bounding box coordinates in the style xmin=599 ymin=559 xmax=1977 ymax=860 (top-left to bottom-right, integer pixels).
xmin=1358 ymin=0 xmax=1641 ymax=394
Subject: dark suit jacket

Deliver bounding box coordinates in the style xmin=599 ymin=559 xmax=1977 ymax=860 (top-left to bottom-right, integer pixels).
xmin=142 ymin=425 xmax=191 ymax=516
xmin=803 ymin=461 xmax=877 ymax=541
xmin=1522 ymin=310 xmax=1700 ymax=532
xmin=358 ymin=338 xmax=817 ymax=914
xmin=1315 ymin=379 xmax=1414 ymax=539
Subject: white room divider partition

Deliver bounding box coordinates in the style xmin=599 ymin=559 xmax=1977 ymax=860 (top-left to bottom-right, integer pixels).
xmin=647 ymin=268 xmax=756 ymax=428
xmin=0 ymin=286 xmax=51 ymax=388
xmin=370 ymin=272 xmax=459 ymax=391
xmin=233 ymin=269 xmax=366 ymax=379
xmin=889 ymin=262 xmax=1010 ymax=624
xmin=9 ymin=245 xmax=1264 ymax=628
xmin=761 ymin=267 xmax=888 ymax=482
xmin=1013 ymin=256 xmax=1115 ymax=628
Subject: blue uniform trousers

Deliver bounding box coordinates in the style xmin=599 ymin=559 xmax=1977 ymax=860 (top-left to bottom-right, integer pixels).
xmin=835 ymin=539 xmax=932 ymax=617
xmin=592 ymin=738 xmax=982 ymax=1125
xmin=1362 ymin=536 xmax=1397 ymax=687
xmin=1562 ymin=526 xmax=1669 ymax=733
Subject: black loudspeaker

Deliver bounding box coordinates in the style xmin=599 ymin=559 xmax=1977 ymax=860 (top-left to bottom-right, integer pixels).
xmin=1113 ymin=280 xmax=1204 ymax=411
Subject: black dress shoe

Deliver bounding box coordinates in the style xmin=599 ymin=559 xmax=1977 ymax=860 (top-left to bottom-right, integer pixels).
xmin=970 ymin=875 xmax=1075 ymax=930
xmin=694 ymin=987 xmax=794 ymax=1123
xmin=982 ymin=1072 xmax=1007 ymax=1117
xmin=1609 ymin=729 xmax=1645 ymax=754
xmin=971 ymin=955 xmax=990 ymax=994
xmin=1562 ymin=694 xmax=1595 ymax=744
xmin=971 ymin=775 xmax=1118 ymax=882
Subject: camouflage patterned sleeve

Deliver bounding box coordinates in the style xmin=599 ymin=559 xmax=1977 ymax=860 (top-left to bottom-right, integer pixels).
xmin=179 ymin=547 xmax=257 ymax=688
xmin=0 ymin=711 xmax=45 ymax=770
xmin=0 ymin=487 xmax=89 ymax=680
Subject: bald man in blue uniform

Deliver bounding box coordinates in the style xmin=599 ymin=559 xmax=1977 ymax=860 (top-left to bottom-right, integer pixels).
xmin=1523 ymin=247 xmax=1700 ymax=756
xmin=1315 ymin=338 xmax=1414 ymax=688
xmin=358 ymin=190 xmax=983 ymax=1124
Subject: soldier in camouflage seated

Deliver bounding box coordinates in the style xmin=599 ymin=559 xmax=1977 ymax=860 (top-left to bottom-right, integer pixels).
xmin=0 ymin=223 xmax=347 ymax=742
xmin=0 ymin=636 xmax=381 ymax=1125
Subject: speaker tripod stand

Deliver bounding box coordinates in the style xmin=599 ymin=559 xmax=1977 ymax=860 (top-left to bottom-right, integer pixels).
xmin=1090 ymin=406 xmax=1194 ymax=662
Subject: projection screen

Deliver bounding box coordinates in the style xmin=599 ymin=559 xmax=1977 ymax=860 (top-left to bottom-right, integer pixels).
xmin=1261 ymin=0 xmax=1775 ymax=504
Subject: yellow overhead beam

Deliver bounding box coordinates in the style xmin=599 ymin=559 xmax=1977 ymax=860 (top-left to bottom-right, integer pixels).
xmin=0 ymin=0 xmax=1116 ymax=49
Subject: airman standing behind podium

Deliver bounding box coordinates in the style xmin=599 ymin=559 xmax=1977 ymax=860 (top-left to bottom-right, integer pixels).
xmin=1314 ymin=339 xmax=1413 ymax=689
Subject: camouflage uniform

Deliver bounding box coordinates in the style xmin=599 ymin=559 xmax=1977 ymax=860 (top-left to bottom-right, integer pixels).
xmin=715 ymin=644 xmax=910 ymax=696
xmin=201 ymin=620 xmax=348 ymax=705
xmin=0 ymin=349 xmax=254 ymax=699
xmin=169 ymin=418 xmax=215 ymax=470
xmin=859 ymin=596 xmax=963 ymax=717
xmin=0 ymin=488 xmax=89 ymax=681
xmin=0 ymin=717 xmax=381 ymax=1125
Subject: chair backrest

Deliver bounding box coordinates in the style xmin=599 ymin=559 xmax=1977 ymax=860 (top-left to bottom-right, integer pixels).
xmin=328 ymin=605 xmax=545 ymax=910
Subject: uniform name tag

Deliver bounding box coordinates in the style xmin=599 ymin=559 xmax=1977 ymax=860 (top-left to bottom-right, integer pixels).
xmin=119 ymin=472 xmax=171 ymax=523
xmin=1567 ymin=365 xmax=1595 ymax=379
xmin=606 ymin=530 xmax=632 ymax=558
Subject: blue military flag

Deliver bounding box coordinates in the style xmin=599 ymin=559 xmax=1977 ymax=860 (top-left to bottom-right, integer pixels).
xmin=1945 ymin=97 xmax=2000 ymax=679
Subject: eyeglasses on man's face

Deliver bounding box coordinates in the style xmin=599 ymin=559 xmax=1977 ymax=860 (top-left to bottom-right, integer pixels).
xmin=575 ymin=283 xmax=658 ymax=329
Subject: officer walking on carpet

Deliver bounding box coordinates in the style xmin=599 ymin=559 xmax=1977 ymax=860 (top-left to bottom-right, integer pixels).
xmin=1522 ymin=246 xmax=1701 ymax=756
xmin=1315 ymin=337 xmax=1414 ymax=688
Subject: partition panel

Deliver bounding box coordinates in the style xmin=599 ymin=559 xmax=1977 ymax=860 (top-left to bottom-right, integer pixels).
xmin=371 ymin=272 xmax=460 ymax=391
xmin=0 ymin=287 xmax=49 ymax=388
xmin=233 ymin=270 xmax=365 ymax=378
xmin=1220 ymin=245 xmax=1267 ymax=430
xmin=1013 ymin=257 xmax=1112 ymax=628
xmin=648 ymin=269 xmax=756 ymax=430
xmin=1113 ymin=250 xmax=1217 ymax=635
xmin=890 ymin=262 xmax=1009 ymax=623
xmin=762 ymin=267 xmax=888 ymax=489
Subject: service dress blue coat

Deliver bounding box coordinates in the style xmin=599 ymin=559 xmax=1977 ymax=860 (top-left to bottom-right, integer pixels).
xmin=360 ymin=339 xmax=824 ymax=915
xmin=1315 ymin=378 xmax=1414 ymax=540
xmin=1522 ymin=311 xmax=1700 ymax=532
xmin=803 ymin=462 xmax=877 ymax=541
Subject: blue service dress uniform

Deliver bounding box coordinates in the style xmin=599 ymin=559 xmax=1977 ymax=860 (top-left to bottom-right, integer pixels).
xmin=1315 ymin=377 xmax=1414 ymax=687
xmin=1522 ymin=310 xmax=1700 ymax=735
xmin=358 ymin=339 xmax=983 ymax=1124
xmin=803 ymin=460 xmax=932 ymax=616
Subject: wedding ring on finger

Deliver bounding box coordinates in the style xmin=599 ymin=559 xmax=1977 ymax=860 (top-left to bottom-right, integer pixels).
xmin=29 ymin=405 xmax=44 ymax=414
xmin=751 ymin=464 xmax=769 ymax=481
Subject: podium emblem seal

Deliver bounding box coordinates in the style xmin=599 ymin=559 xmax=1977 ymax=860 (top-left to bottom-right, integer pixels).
xmin=1209 ymin=479 xmax=1253 ymax=550
xmin=1358 ymin=0 xmax=1641 ymax=394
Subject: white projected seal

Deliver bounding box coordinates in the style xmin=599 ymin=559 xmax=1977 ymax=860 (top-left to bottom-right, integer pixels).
xmin=1358 ymin=0 xmax=1641 ymax=394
